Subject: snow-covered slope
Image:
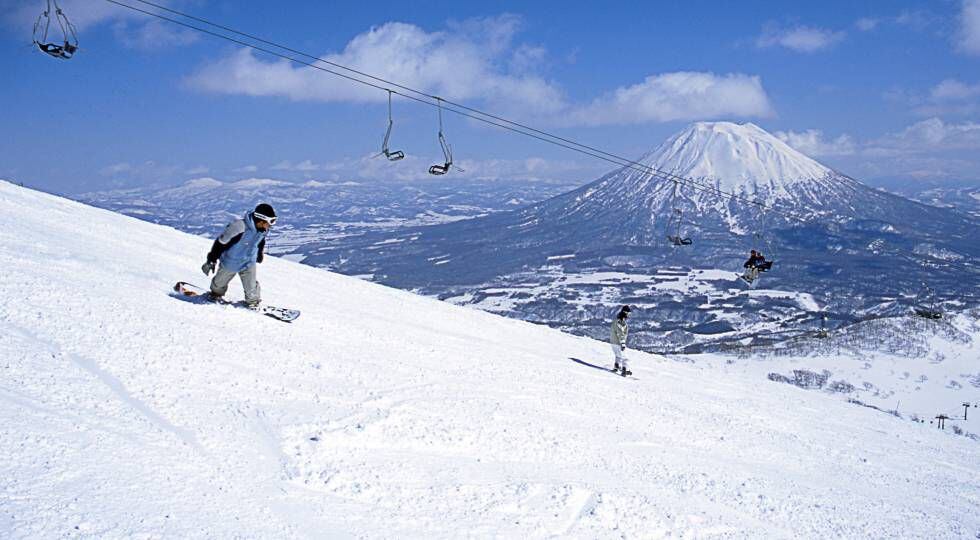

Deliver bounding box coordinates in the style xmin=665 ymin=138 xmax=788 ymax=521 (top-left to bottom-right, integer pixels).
xmin=1 ymin=180 xmax=977 ymax=538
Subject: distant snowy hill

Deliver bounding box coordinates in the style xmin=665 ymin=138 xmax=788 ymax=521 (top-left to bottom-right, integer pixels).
xmin=871 ymin=178 xmax=980 ymax=220
xmin=77 ymin=176 xmax=579 ymax=267
xmin=309 ymin=122 xmax=980 ymax=348
xmin=2 ymin=179 xmax=977 ymax=537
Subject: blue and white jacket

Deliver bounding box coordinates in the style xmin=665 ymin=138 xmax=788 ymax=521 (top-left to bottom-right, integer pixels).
xmin=207 ymin=212 xmax=267 ymax=273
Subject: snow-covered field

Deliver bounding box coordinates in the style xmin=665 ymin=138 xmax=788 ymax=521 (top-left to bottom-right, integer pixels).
xmin=728 ymin=312 xmax=980 ymax=431
xmin=1 ymin=180 xmax=978 ymax=538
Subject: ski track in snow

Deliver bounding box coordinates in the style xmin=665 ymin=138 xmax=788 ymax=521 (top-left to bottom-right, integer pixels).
xmin=1 ymin=180 xmax=978 ymax=538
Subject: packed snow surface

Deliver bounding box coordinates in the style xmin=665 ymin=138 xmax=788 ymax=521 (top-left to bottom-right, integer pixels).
xmin=1 ymin=180 xmax=978 ymax=538
xmin=642 ymin=122 xmax=833 ymax=192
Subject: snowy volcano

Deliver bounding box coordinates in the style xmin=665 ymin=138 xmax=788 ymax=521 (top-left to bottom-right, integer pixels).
xmin=298 ymin=122 xmax=980 ymax=351
xmin=320 ymin=122 xmax=979 ymax=291
xmin=643 ymin=121 xmax=832 ymax=193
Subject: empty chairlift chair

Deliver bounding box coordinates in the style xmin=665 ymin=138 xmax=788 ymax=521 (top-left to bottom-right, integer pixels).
xmin=428 ymin=98 xmax=453 ymax=176
xmin=381 ymin=91 xmax=405 ymax=161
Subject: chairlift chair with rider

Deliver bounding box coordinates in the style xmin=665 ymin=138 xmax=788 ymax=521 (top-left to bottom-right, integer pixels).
xmin=665 ymin=182 xmax=693 ymax=246
xmin=816 ymin=313 xmax=829 ymax=338
xmin=32 ymin=0 xmax=78 ymax=60
xmin=913 ymin=284 xmax=943 ymax=319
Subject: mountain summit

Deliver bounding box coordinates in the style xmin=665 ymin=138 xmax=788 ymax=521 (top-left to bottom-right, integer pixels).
xmin=642 ymin=122 xmax=832 ymax=193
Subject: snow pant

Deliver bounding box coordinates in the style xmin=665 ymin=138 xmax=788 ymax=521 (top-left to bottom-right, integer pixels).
xmin=210 ymin=264 xmax=261 ymax=305
xmin=743 ymin=266 xmax=760 ymax=281
xmin=611 ymin=343 xmax=628 ymax=369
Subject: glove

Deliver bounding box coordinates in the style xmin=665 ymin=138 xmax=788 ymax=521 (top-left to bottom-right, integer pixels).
xmin=201 ymin=260 xmax=216 ymax=276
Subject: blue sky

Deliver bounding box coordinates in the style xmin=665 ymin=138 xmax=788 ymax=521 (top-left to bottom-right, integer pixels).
xmin=2 ymin=0 xmax=980 ymax=193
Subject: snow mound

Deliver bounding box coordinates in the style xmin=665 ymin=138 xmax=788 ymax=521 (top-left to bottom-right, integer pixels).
xmin=157 ymin=177 xmax=223 ymax=197
xmin=230 ymin=177 xmax=292 ymax=188
xmin=181 ymin=177 xmax=223 ymax=189
xmin=642 ymin=122 xmax=834 ymax=192
xmin=0 ymin=180 xmax=977 ymax=537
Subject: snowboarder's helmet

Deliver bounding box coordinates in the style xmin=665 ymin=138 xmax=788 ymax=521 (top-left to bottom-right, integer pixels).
xmin=254 ymin=203 xmax=277 ymax=225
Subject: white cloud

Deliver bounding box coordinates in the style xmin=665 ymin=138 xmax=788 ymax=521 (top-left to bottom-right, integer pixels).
xmin=869 ymin=118 xmax=980 ymax=153
xmin=855 ymin=18 xmax=879 ymax=31
xmin=894 ymin=10 xmax=940 ymax=32
xmin=775 ymin=120 xmax=980 ymax=180
xmin=756 ymin=24 xmax=846 ymax=52
xmin=185 ymin=16 xmax=566 ymax=115
xmin=234 ymin=165 xmax=259 ymax=173
xmin=307 ymin=153 xmax=598 ymax=183
xmin=930 ymin=79 xmax=980 ymax=100
xmin=886 ymin=79 xmax=980 ymax=117
xmin=957 ymin=0 xmax=980 ymax=54
xmin=267 ymin=160 xmax=321 ymax=172
xmin=5 ymin=0 xmax=129 ymax=30
xmin=774 ymin=129 xmax=856 ymax=156
xmin=563 ymin=72 xmax=774 ymax=126
xmin=100 ymin=162 xmax=133 ymax=176
xmin=95 ymin=160 xmax=183 ymax=187
xmin=919 ymin=79 xmax=980 ymax=116
xmin=294 ymin=160 xmax=320 ymax=172
xmin=113 ymin=18 xmax=199 ymax=51
xmin=186 ymin=18 xmax=774 ymax=126
xmin=509 ymin=44 xmax=547 ymax=73
xmin=185 ymin=165 xmax=210 ymax=175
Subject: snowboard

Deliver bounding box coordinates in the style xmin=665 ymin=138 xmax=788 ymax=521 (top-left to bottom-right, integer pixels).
xmin=611 ymin=367 xmax=636 ymax=379
xmin=172 ymin=281 xmax=300 ymax=323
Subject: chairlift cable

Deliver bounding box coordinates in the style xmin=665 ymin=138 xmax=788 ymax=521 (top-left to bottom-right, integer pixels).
xmin=103 ymin=0 xmax=802 ymax=222
xmin=95 ymin=0 xmax=980 ymax=285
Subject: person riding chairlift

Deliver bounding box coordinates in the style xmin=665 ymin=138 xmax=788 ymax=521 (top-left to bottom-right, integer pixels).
xmin=741 ymin=249 xmax=767 ymax=284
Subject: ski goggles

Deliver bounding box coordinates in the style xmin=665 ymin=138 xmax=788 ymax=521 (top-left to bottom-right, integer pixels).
xmin=254 ymin=212 xmax=277 ymax=225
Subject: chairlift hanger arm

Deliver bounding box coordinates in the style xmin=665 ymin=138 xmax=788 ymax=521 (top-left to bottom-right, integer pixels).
xmin=428 ymin=97 xmax=453 ymax=175
xmin=381 ymin=90 xmax=404 ymax=161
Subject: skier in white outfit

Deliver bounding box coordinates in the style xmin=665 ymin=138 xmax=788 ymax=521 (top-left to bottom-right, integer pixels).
xmin=610 ymin=305 xmax=631 ymax=376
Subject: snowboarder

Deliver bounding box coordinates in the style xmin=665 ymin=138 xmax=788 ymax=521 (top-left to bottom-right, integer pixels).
xmin=610 ymin=305 xmax=631 ymax=376
xmin=741 ymin=249 xmax=767 ymax=284
xmin=201 ymin=203 xmax=277 ymax=307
